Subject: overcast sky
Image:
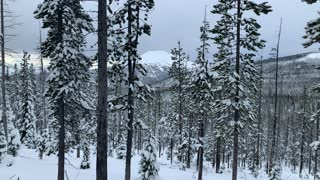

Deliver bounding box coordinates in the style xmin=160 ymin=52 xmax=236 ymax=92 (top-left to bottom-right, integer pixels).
xmin=5 ymin=0 xmax=320 ymax=63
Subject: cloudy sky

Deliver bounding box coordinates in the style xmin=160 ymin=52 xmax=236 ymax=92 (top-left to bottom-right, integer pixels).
xmin=5 ymin=0 xmax=320 ymax=66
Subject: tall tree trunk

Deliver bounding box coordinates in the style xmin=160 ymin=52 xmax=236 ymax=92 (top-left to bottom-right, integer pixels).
xmin=315 ymin=102 xmax=320 ymax=179
xmin=256 ymin=56 xmax=263 ymax=170
xmin=125 ymin=2 xmax=136 ymax=180
xmin=197 ymin=115 xmax=205 ymax=180
xmin=0 ymin=0 xmax=7 ymax=141
xmin=39 ymin=23 xmax=46 ymax=130
xmin=197 ymin=133 xmax=204 ymax=180
xmin=178 ymin=41 xmax=183 ymax=153
xmin=269 ymin=19 xmax=282 ymax=175
xmin=158 ymin=90 xmax=162 ymax=158
xmin=56 ymin=6 xmax=65 ymax=180
xmin=96 ymin=0 xmax=108 ymax=179
xmin=232 ymin=0 xmax=241 ymax=179
xmin=300 ymin=88 xmax=307 ymax=175
xmin=57 ymin=96 xmax=65 ymax=180
xmin=186 ymin=115 xmax=192 ymax=168
xmin=216 ymin=137 xmax=221 ymax=173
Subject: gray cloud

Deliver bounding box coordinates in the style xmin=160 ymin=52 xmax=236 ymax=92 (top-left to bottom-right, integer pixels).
xmin=5 ymin=0 xmax=320 ymax=63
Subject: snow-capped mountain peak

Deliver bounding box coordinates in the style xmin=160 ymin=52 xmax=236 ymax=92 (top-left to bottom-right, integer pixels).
xmin=140 ymin=51 xmax=172 ymax=67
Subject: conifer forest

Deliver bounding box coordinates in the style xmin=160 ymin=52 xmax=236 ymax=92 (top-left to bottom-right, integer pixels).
xmin=2 ymin=0 xmax=320 ymax=180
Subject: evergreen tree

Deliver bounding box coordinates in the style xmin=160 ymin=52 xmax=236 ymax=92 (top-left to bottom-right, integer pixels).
xmin=16 ymin=52 xmax=37 ymax=147
xmin=0 ymin=124 xmax=7 ymax=163
xmin=189 ymin=10 xmax=214 ymax=179
xmin=169 ymin=42 xmax=189 ymax=164
xmin=80 ymin=139 xmax=90 ymax=169
xmin=7 ymin=111 xmax=21 ymax=157
xmin=116 ymin=129 xmax=127 ymax=159
xmin=34 ymin=1 xmax=93 ymax=179
xmin=110 ymin=1 xmax=155 ymax=179
xmin=211 ymin=1 xmax=272 ymax=179
xmin=138 ymin=136 xmax=160 ymax=180
xmin=7 ymin=64 xmax=20 ymax=123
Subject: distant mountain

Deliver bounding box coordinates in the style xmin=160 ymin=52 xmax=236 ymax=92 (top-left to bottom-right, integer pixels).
xmin=141 ymin=51 xmax=172 ymax=67
xmin=140 ymin=51 xmax=172 ymax=84
xmin=260 ymin=52 xmax=320 ymax=95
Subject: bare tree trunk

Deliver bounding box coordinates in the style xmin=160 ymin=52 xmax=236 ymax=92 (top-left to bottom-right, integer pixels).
xmin=299 ymin=88 xmax=307 ymax=175
xmin=232 ymin=0 xmax=241 ymax=179
xmin=57 ymin=96 xmax=65 ymax=180
xmin=269 ymin=19 xmax=282 ymax=175
xmin=216 ymin=137 xmax=221 ymax=173
xmin=96 ymin=0 xmax=108 ymax=179
xmin=0 ymin=0 xmax=7 ymax=141
xmin=256 ymin=56 xmax=263 ymax=170
xmin=197 ymin=114 xmax=205 ymax=180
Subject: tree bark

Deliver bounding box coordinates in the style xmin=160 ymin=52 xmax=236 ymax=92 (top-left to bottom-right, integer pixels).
xmin=0 ymin=0 xmax=7 ymax=141
xmin=125 ymin=2 xmax=135 ymax=180
xmin=315 ymin=102 xmax=320 ymax=179
xmin=232 ymin=0 xmax=241 ymax=179
xmin=57 ymin=96 xmax=65 ymax=180
xmin=96 ymin=0 xmax=108 ymax=179
xmin=216 ymin=137 xmax=221 ymax=173
xmin=57 ymin=6 xmax=65 ymax=180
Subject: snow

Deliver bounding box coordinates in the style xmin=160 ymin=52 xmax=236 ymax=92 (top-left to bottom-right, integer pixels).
xmin=0 ymin=148 xmax=313 ymax=180
xmin=295 ymin=52 xmax=320 ymax=64
xmin=141 ymin=51 xmax=193 ymax=69
xmin=141 ymin=51 xmax=172 ymax=67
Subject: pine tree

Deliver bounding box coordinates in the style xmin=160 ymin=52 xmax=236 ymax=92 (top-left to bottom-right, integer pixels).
xmin=169 ymin=42 xmax=189 ymax=165
xmin=7 ymin=64 xmax=20 ymax=123
xmin=0 ymin=124 xmax=7 ymax=163
xmin=116 ymin=129 xmax=127 ymax=159
xmin=7 ymin=111 xmax=21 ymax=157
xmin=34 ymin=1 xmax=93 ymax=179
xmin=96 ymin=0 xmax=109 ymax=178
xmin=109 ymin=1 xmax=155 ymax=179
xmin=16 ymin=52 xmax=37 ymax=147
xmin=80 ymin=139 xmax=90 ymax=169
xmin=189 ymin=9 xmax=214 ymax=179
xmin=139 ymin=136 xmax=160 ymax=180
xmin=211 ymin=1 xmax=272 ymax=179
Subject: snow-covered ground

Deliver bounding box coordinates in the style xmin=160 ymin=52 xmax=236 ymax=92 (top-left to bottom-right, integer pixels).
xmin=0 ymin=148 xmax=314 ymax=180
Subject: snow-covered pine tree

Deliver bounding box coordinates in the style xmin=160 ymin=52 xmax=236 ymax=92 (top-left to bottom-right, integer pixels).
xmin=302 ymin=1 xmax=320 ymax=177
xmin=80 ymin=138 xmax=90 ymax=169
xmin=34 ymin=1 xmax=93 ymax=179
xmin=29 ymin=63 xmax=42 ymax=132
xmin=16 ymin=52 xmax=37 ymax=148
xmin=211 ymin=3 xmax=235 ymax=173
xmin=116 ymin=130 xmax=127 ymax=159
xmin=211 ymin=1 xmax=272 ymax=179
xmin=7 ymin=64 xmax=20 ymax=124
xmin=0 ymin=124 xmax=7 ymax=163
xmin=109 ymin=1 xmax=155 ymax=179
xmin=7 ymin=110 xmax=21 ymax=157
xmin=302 ymin=0 xmax=320 ymax=48
xmin=138 ymin=135 xmax=159 ymax=180
xmin=169 ymin=42 xmax=189 ymax=164
xmin=188 ymin=9 xmax=214 ymax=179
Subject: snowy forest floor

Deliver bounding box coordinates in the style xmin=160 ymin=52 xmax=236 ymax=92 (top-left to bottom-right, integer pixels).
xmin=0 ymin=148 xmax=315 ymax=180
